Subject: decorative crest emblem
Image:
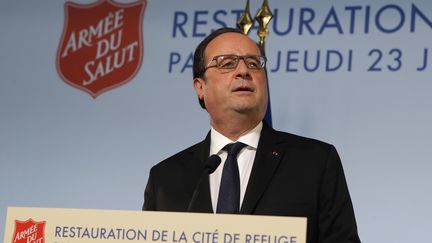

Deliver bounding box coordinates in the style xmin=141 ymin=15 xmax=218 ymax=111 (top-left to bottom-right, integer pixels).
xmin=56 ymin=0 xmax=147 ymax=98
xmin=12 ymin=219 xmax=45 ymax=243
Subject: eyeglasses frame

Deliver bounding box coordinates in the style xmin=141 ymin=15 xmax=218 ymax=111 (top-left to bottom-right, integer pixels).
xmin=204 ymin=54 xmax=267 ymax=72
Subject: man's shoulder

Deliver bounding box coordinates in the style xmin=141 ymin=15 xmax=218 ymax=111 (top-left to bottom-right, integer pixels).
xmin=267 ymin=127 xmax=342 ymax=169
xmin=267 ymin=126 xmax=335 ymax=151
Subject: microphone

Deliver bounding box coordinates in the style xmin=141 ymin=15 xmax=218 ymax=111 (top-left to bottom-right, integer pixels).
xmin=205 ymin=154 xmax=222 ymax=174
xmin=187 ymin=155 xmax=221 ymax=211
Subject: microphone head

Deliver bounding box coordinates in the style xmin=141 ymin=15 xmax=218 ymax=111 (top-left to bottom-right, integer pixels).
xmin=205 ymin=154 xmax=221 ymax=174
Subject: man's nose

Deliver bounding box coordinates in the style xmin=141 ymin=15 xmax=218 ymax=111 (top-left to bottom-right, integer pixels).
xmin=235 ymin=60 xmax=252 ymax=80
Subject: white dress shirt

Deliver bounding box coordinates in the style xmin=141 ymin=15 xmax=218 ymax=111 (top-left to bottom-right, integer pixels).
xmin=209 ymin=122 xmax=263 ymax=213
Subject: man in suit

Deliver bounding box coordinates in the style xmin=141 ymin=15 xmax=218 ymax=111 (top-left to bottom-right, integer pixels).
xmin=143 ymin=27 xmax=361 ymax=243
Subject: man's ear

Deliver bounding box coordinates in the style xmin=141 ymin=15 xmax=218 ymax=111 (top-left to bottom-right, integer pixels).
xmin=193 ymin=78 xmax=205 ymax=99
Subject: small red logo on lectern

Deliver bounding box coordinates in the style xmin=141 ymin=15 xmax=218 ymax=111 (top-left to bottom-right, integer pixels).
xmin=12 ymin=219 xmax=45 ymax=243
xmin=57 ymin=0 xmax=147 ymax=98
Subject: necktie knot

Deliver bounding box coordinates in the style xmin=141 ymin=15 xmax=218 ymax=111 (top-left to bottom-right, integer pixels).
xmin=223 ymin=142 xmax=247 ymax=157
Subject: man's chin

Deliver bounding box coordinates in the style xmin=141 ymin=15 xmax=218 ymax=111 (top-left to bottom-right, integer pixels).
xmin=232 ymin=103 xmax=259 ymax=115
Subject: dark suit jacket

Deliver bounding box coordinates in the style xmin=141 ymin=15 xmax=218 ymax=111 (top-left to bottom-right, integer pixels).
xmin=143 ymin=123 xmax=360 ymax=243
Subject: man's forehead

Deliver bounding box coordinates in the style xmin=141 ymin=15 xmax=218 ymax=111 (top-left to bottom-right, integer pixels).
xmin=204 ymin=32 xmax=260 ymax=56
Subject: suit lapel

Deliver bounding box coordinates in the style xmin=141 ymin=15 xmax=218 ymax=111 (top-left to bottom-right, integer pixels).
xmin=187 ymin=132 xmax=214 ymax=213
xmin=240 ymin=123 xmax=284 ymax=213
xmin=186 ymin=124 xmax=285 ymax=214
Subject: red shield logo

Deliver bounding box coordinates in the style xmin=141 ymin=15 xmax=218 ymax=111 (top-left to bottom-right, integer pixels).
xmin=12 ymin=219 xmax=45 ymax=243
xmin=56 ymin=0 xmax=147 ymax=98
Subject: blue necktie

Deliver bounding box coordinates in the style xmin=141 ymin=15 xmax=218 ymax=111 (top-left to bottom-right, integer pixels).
xmin=216 ymin=142 xmax=247 ymax=213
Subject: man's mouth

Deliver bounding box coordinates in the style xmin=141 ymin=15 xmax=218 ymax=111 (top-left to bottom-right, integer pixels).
xmin=233 ymin=86 xmax=254 ymax=92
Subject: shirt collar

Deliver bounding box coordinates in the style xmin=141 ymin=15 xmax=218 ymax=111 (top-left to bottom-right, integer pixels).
xmin=210 ymin=121 xmax=263 ymax=155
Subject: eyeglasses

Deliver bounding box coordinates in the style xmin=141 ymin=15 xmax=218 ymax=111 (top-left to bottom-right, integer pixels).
xmin=205 ymin=55 xmax=266 ymax=71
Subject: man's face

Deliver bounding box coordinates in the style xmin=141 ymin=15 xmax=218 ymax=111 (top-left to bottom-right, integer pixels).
xmin=194 ymin=32 xmax=268 ymax=123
